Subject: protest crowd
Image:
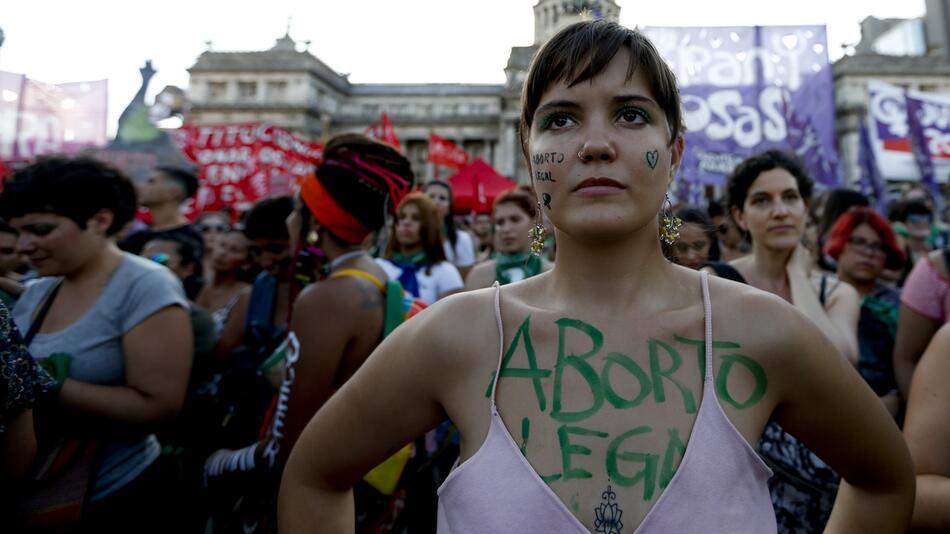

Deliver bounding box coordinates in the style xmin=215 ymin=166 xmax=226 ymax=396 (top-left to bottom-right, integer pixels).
xmin=3 ymin=13 xmax=950 ymax=534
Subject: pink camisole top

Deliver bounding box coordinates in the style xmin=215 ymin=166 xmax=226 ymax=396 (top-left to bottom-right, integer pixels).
xmin=436 ymin=271 xmax=776 ymax=533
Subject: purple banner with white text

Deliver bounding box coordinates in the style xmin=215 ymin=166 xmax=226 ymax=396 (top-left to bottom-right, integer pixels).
xmin=642 ymin=26 xmax=840 ymax=190
xmin=868 ymin=80 xmax=950 ymax=183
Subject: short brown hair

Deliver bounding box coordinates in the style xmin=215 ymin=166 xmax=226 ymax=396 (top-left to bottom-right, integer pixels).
xmin=519 ymin=20 xmax=683 ymax=165
xmin=493 ymin=188 xmax=537 ymax=219
xmin=385 ymin=192 xmax=447 ymax=263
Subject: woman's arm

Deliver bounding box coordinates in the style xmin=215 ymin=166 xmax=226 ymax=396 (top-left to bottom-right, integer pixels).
xmin=893 ymin=304 xmax=940 ymax=399
xmin=279 ymin=292 xmax=484 ymax=533
xmin=272 ymin=281 xmax=363 ymax=470
xmin=1 ymin=409 xmax=36 ymax=480
xmin=787 ymin=245 xmax=859 ymax=363
xmin=903 ymin=323 xmax=950 ymax=532
xmin=213 ymin=288 xmax=250 ymax=361
xmin=58 ymin=305 xmax=193 ymax=426
xmin=766 ymin=297 xmax=914 ymax=533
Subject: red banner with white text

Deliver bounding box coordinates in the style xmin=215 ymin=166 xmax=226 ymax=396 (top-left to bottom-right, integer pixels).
xmin=171 ymin=123 xmax=323 ymax=215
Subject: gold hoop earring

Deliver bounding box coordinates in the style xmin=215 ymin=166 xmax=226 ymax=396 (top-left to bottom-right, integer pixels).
xmin=529 ymin=202 xmax=547 ymax=256
xmin=659 ymin=194 xmax=682 ymax=245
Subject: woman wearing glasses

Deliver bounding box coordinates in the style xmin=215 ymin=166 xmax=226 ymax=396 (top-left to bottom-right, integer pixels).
xmin=823 ymin=207 xmax=906 ymax=418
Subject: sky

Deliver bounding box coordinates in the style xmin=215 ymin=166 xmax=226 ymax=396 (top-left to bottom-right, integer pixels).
xmin=0 ymin=0 xmax=927 ymax=133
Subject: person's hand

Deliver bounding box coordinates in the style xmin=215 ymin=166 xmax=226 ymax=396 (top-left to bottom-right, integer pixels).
xmin=786 ymin=243 xmax=813 ymax=278
xmin=37 ymin=352 xmax=72 ymax=391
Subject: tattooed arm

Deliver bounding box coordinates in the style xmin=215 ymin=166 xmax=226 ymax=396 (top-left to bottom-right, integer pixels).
xmin=903 ymin=323 xmax=950 ymax=532
xmin=756 ymin=291 xmax=914 ymax=533
xmin=278 ymin=289 xmax=494 ymax=533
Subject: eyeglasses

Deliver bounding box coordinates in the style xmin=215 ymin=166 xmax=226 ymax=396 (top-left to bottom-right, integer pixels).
xmin=673 ymin=240 xmax=709 ymax=253
xmin=846 ymin=237 xmax=886 ymax=257
xmin=149 ymin=253 xmax=170 ymax=265
xmin=249 ymin=243 xmax=288 ymax=256
xmin=905 ymin=214 xmax=933 ymax=224
xmin=197 ymin=224 xmax=232 ymax=234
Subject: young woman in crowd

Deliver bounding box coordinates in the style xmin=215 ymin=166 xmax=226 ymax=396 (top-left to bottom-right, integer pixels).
xmin=196 ymin=229 xmax=251 ymax=338
xmin=214 ymin=196 xmax=295 ymax=360
xmin=667 ymin=206 xmax=719 ymax=270
xmin=704 ymin=149 xmax=862 ymax=531
xmin=902 ymin=322 xmax=950 ymax=532
xmin=424 ymin=180 xmax=477 ymax=278
xmin=464 ymin=188 xmax=552 ymax=290
xmin=823 ymin=207 xmax=906 ymax=418
xmin=377 ymin=192 xmax=463 ymax=305
xmin=707 ymin=197 xmax=749 ymax=262
xmin=1 ymin=156 xmax=192 ymax=532
xmin=893 ymin=247 xmax=950 ymax=400
xmin=280 ymin=21 xmax=913 ymax=533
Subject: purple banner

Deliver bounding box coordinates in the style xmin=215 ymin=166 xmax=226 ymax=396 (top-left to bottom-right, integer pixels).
xmin=643 ymin=26 xmax=840 ymax=188
xmin=858 ymin=114 xmax=888 ymax=214
xmin=905 ymin=94 xmax=944 ymax=213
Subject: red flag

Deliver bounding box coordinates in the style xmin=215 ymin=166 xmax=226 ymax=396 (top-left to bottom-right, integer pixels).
xmin=427 ymin=133 xmax=469 ymax=170
xmin=365 ymin=112 xmax=402 ymax=152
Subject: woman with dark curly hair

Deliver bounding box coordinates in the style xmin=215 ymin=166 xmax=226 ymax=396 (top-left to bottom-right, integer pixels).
xmin=1 ymin=156 xmax=191 ymax=532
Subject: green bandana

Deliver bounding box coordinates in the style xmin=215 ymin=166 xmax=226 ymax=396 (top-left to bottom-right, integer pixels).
xmin=495 ymin=252 xmax=542 ymax=285
xmin=391 ymin=251 xmax=428 ymax=267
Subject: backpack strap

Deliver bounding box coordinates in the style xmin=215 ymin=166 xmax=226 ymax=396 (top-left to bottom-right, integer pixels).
xmin=329 ymin=268 xmax=405 ymax=338
xmin=330 ymin=268 xmax=384 ymax=290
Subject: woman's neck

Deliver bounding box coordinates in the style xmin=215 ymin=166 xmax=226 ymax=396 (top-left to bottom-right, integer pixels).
xmin=63 ymin=242 xmax=124 ymax=288
xmin=837 ymin=269 xmax=875 ymax=296
xmin=397 ymin=244 xmax=423 ymax=256
xmin=212 ymin=269 xmax=240 ymax=287
xmin=545 ymin=227 xmax=678 ymax=312
xmin=749 ymin=243 xmax=793 ymax=281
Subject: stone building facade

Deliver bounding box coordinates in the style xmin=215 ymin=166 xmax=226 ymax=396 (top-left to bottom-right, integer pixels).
xmin=187 ymin=0 xmax=622 ymax=185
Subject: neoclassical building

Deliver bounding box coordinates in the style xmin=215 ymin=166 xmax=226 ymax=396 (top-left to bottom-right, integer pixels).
xmin=187 ymin=0 xmax=622 ymax=185
xmin=187 ymin=0 xmax=950 ymax=189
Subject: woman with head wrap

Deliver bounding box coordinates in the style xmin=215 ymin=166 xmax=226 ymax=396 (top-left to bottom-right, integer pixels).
xmin=202 ymin=134 xmax=415 ymax=532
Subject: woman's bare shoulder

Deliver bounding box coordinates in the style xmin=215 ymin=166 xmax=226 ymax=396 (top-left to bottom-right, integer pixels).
xmin=704 ymin=275 xmax=822 ymax=365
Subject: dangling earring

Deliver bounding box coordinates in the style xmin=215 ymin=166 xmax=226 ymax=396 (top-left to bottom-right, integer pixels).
xmin=659 ymin=194 xmax=682 ymax=245
xmin=306 ymin=229 xmax=319 ymax=245
xmin=529 ymin=201 xmax=547 ymax=257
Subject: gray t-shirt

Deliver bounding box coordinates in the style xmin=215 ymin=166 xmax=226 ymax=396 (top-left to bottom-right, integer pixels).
xmin=14 ymin=253 xmax=188 ymax=500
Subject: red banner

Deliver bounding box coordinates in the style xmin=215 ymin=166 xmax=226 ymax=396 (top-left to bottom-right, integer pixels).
xmin=172 ymin=123 xmax=323 ymax=215
xmin=365 ymin=112 xmax=402 ymax=152
xmin=427 ymin=133 xmax=469 ymax=170
xmin=0 ymin=71 xmax=108 ymax=162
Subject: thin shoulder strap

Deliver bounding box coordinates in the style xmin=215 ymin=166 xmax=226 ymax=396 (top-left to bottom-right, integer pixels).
xmin=490 ymin=281 xmax=504 ymax=408
xmin=701 ymin=271 xmax=713 ymax=382
xmin=24 ymin=279 xmax=63 ymax=347
xmin=330 ymin=268 xmax=385 ymax=291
